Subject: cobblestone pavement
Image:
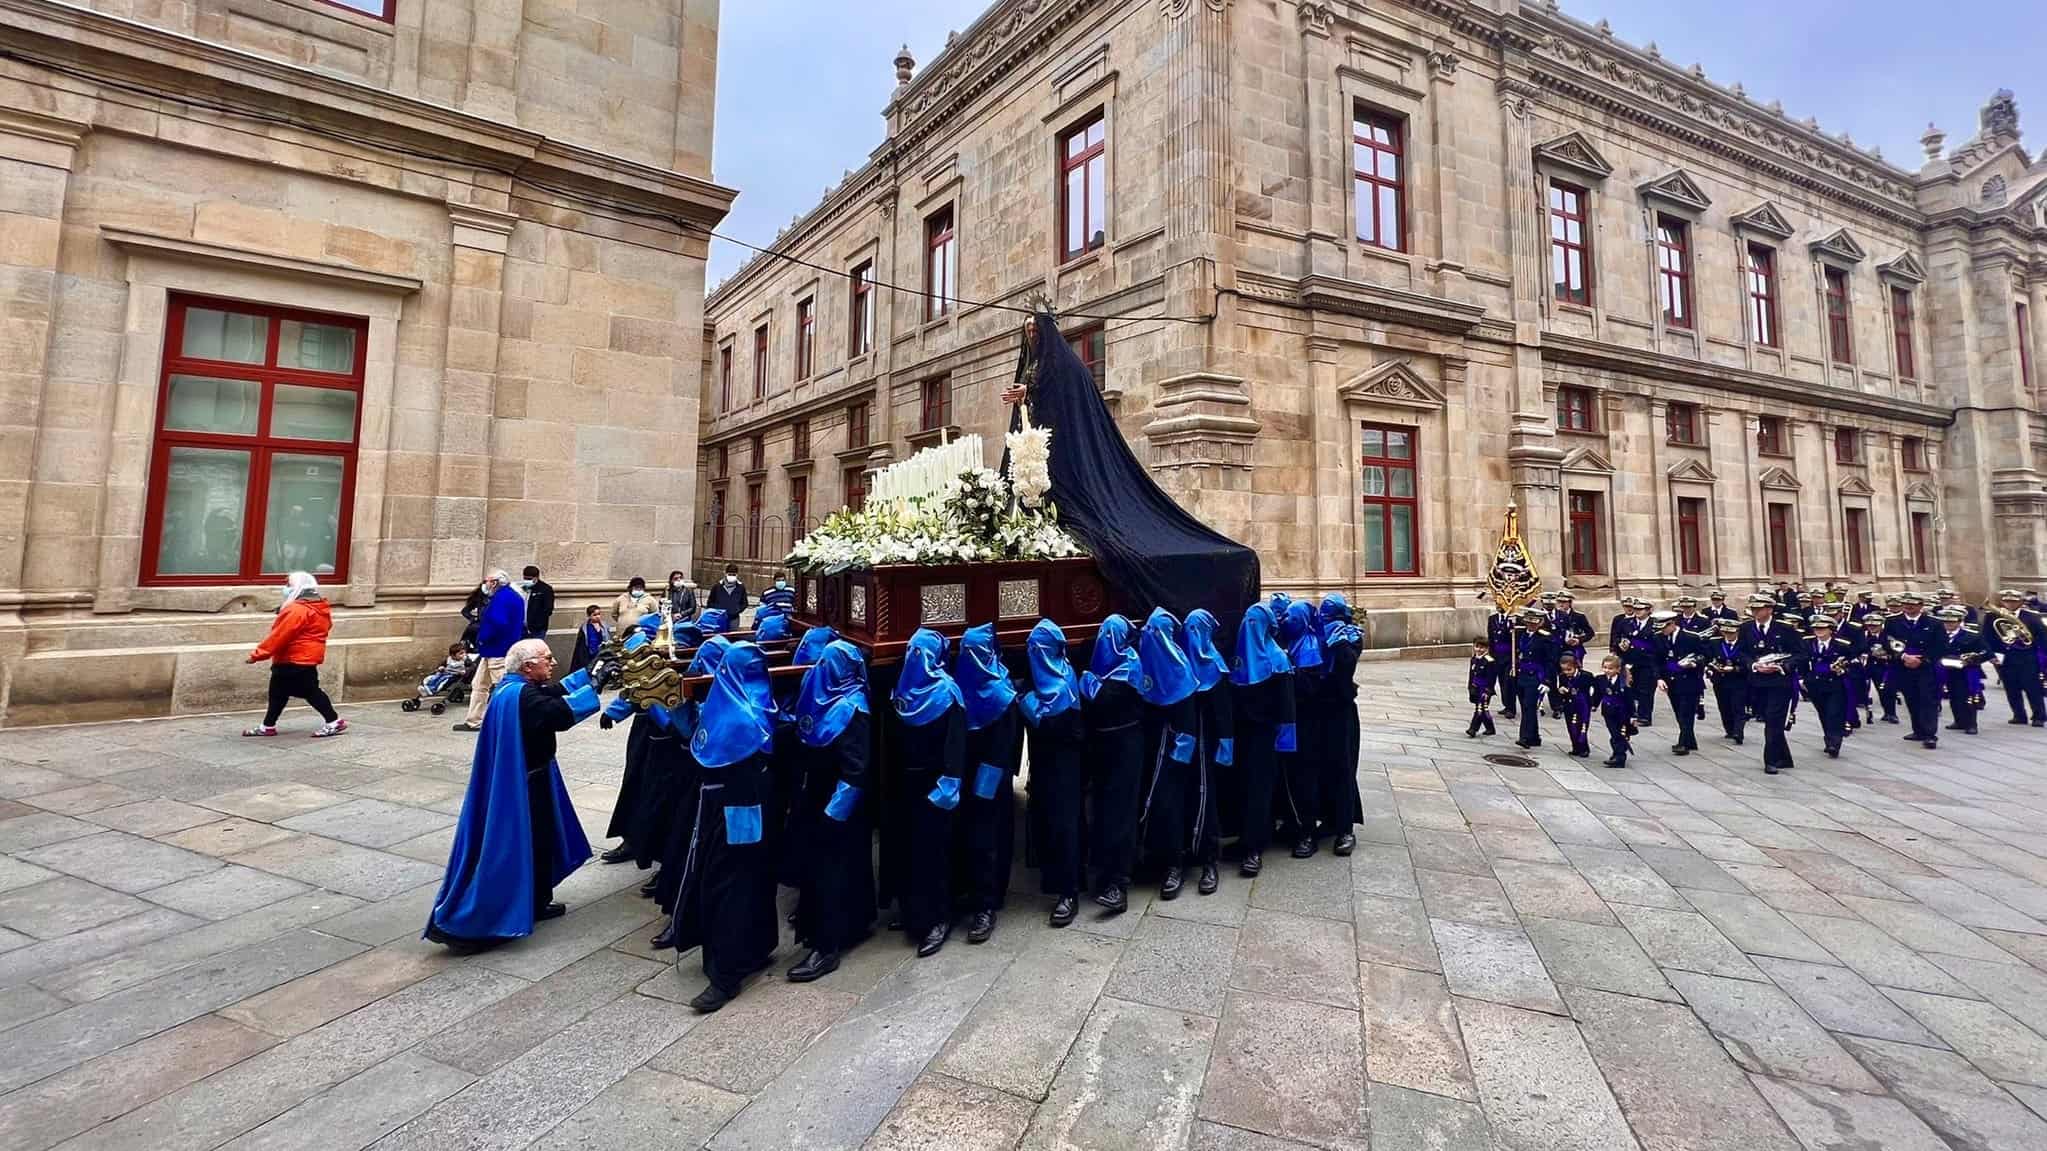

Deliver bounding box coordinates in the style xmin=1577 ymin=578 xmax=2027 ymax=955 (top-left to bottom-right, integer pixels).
xmin=3 ymin=658 xmax=2047 ymax=1150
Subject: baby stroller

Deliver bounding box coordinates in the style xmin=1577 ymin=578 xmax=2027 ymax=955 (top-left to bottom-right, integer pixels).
xmin=401 ymin=652 xmax=477 ymax=715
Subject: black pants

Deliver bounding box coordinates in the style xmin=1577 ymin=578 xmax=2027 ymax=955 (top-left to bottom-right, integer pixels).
xmin=1712 ymin=679 xmax=1747 ymax=740
xmin=1947 ymin=684 xmax=1979 ymax=733
xmin=1602 ymin=712 xmax=1631 ymax=764
xmin=2000 ymin=661 xmax=2045 ymax=723
xmin=1807 ymin=684 xmax=1848 ymax=752
xmin=1516 ymin=678 xmax=1543 ymax=746
xmin=1627 ymin=663 xmax=1657 ymax=724
xmin=526 ymin=766 xmax=558 ymax=910
xmin=1668 ymin=685 xmax=1702 ymax=750
xmin=1563 ymin=710 xmax=1590 ymax=755
xmin=264 ymin=663 xmax=338 ymax=726
xmin=1898 ymin=668 xmax=1940 ymax=741
xmin=1751 ymin=683 xmax=1795 ymax=770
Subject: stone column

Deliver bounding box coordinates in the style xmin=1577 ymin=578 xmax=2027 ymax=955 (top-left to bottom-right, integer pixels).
xmin=1306 ymin=334 xmax=1344 ymax=585
xmin=461 ymin=0 xmax=522 ymax=122
xmin=427 ymin=205 xmax=517 ymax=589
xmin=1426 ymin=45 xmax=1464 ymax=287
xmin=1497 ymin=75 xmax=1563 ymax=568
xmin=869 ymin=187 xmax=900 ymax=471
xmin=1296 ymin=3 xmax=1344 ymax=279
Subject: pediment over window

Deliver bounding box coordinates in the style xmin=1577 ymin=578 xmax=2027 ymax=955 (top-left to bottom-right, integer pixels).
xmin=1877 ymin=251 xmax=1927 ymax=285
xmin=1637 ymin=169 xmax=1712 ymax=214
xmin=1561 ymin=446 xmax=1615 ymax=474
xmin=1666 ymin=458 xmax=1716 ymax=484
xmin=1730 ymin=201 xmax=1796 ymax=240
xmin=1758 ymin=465 xmax=1801 ymax=491
xmin=1532 ymin=131 xmax=1614 ymax=182
xmin=1838 ymin=474 xmax=1875 ymax=497
xmin=1904 ymin=480 xmax=1939 ymax=503
xmin=1808 ymin=228 xmax=1868 ymax=265
xmin=1337 ymin=359 xmax=1446 ymax=410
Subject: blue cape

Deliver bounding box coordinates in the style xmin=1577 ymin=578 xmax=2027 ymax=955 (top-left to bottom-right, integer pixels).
xmin=793 ymin=640 xmax=868 ymax=747
xmin=955 ymin=623 xmax=1018 ymax=730
xmin=688 ymin=634 xmax=732 ymax=675
xmin=1281 ymin=600 xmax=1326 ymax=671
xmin=1319 ymin=594 xmax=1364 ymax=649
xmin=1137 ymin=608 xmax=1198 ymax=706
xmin=1021 ymin=619 xmax=1081 ymax=726
xmin=427 ymin=679 xmax=593 ymax=942
xmin=691 ymin=642 xmax=777 ymax=768
xmin=696 ymin=608 xmax=729 ymax=635
xmin=754 ymin=609 xmax=792 ymax=643
xmin=636 ymin=612 xmax=661 ymax=637
xmin=1231 ymin=602 xmax=1292 ymax=686
xmin=1183 ymin=608 xmax=1230 ymax=692
xmin=893 ymin=628 xmax=964 ymax=727
xmin=793 ymin=624 xmax=838 ymax=665
xmin=1082 ymin=614 xmax=1142 ymax=700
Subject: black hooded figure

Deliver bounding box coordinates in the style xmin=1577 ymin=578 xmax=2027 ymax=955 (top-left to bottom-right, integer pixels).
xmin=1313 ymin=595 xmax=1364 ymax=855
xmin=891 ymin=628 xmax=968 ymax=957
xmin=783 ymin=640 xmax=875 ymax=984
xmin=1228 ymin=602 xmax=1296 ymax=879
xmin=1020 ymin=620 xmax=1088 ymax=928
xmin=1276 ymin=598 xmax=1328 ymax=858
xmin=954 ymin=624 xmax=1024 ymax=943
xmin=1082 ymin=614 xmax=1146 ymax=916
xmin=1133 ymin=608 xmax=1203 ymax=901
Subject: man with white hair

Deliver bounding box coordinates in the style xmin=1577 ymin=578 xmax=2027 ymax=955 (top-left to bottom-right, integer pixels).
xmin=455 ymin=569 xmax=528 ymax=732
xmin=426 ymin=637 xmax=599 ymax=951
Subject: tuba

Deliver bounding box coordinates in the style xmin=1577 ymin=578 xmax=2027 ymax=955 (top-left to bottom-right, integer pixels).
xmin=1985 ymin=600 xmax=2034 ymax=650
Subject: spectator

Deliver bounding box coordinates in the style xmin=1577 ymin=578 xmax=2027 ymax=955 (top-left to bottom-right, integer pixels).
xmin=708 ymin=563 xmax=748 ymax=618
xmin=455 ymin=570 xmax=526 ymax=732
xmin=243 ymin=571 xmax=346 ymax=738
xmin=460 ymin=583 xmax=487 ymax=651
xmin=612 ymin=576 xmax=656 ymax=631
xmin=759 ymin=569 xmax=796 ymax=616
xmin=570 ymin=605 xmax=608 ymax=673
xmin=523 ymin=565 xmax=555 ymax=639
xmin=667 ymin=569 xmax=699 ymax=623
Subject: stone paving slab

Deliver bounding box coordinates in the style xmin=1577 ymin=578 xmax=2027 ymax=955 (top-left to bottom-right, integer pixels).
xmin=3 ymin=655 xmax=2047 ymax=1149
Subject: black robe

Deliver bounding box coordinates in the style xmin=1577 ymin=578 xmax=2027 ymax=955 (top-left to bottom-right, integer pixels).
xmin=895 ymin=703 xmax=966 ymax=939
xmin=1083 ymin=679 xmax=1145 ymax=890
xmin=1314 ymin=639 xmax=1363 ymax=837
xmin=661 ymin=750 xmax=778 ymax=995
xmin=1228 ymin=672 xmax=1295 ymax=856
xmin=789 ymin=712 xmax=875 ymax=954
xmin=1024 ymin=707 xmax=1087 ymax=899
xmin=958 ymin=704 xmax=1023 ymax=914
xmin=1140 ymin=683 xmax=1226 ymax=869
xmin=604 ymin=711 xmax=658 ymax=844
xmin=1278 ymin=662 xmax=1325 ymax=844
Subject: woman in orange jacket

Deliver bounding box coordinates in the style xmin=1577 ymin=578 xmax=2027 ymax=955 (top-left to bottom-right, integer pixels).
xmin=244 ymin=571 xmax=347 ymax=738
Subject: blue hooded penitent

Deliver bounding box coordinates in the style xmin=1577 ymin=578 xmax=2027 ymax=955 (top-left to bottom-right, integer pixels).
xmin=793 ymin=624 xmax=838 ymax=665
xmin=696 ymin=608 xmax=729 ymax=635
xmin=1281 ymin=600 xmax=1326 ymax=671
xmin=1021 ymin=619 xmax=1080 ymax=726
xmin=1230 ymin=602 xmax=1292 ymax=686
xmin=1318 ymin=593 xmax=1364 ymax=649
xmin=1182 ymin=608 xmax=1230 ymax=692
xmin=1082 ymin=613 xmax=1142 ymax=700
xmin=691 ymin=642 xmax=777 ymax=768
xmin=892 ymin=628 xmax=964 ymax=727
xmin=427 ymin=678 xmax=594 ymax=942
xmin=1137 ymin=607 xmax=1198 ymax=707
xmin=793 ymin=640 xmax=868 ymax=747
xmin=955 ymin=623 xmax=1018 ymax=730
xmin=754 ymin=608 xmax=791 ymax=643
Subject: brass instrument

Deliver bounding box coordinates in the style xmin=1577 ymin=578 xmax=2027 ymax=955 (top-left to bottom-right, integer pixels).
xmin=1708 ymin=658 xmax=1740 ymax=678
xmin=1752 ymin=652 xmax=1795 ymax=674
xmin=1985 ymin=599 xmax=2035 ymax=649
xmin=1829 ymin=656 xmax=1853 ymax=676
xmin=1617 ymin=636 xmax=1633 ymax=653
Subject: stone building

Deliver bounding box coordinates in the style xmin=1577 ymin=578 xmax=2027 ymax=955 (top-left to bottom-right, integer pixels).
xmin=0 ymin=0 xmax=732 ymax=723
xmin=696 ymin=0 xmax=2046 ymax=649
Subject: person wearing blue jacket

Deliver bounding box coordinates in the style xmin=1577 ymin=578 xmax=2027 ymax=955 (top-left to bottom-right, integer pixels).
xmin=455 ymin=570 xmax=529 ymax=732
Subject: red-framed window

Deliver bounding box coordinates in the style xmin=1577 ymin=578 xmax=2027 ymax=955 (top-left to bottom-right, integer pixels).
xmin=1066 ymin=324 xmax=1106 ymax=390
xmin=2019 ymin=302 xmax=2034 ymax=391
xmin=1557 ymin=386 xmax=1597 ymax=433
xmin=791 ymin=419 xmax=810 ymax=461
xmin=718 ymin=344 xmax=733 ymax=412
xmin=745 ymin=482 xmax=763 ymax=559
xmin=1902 ymin=435 xmax=1926 ymax=472
xmin=143 ymin=295 xmax=366 ymax=586
xmin=920 ymin=377 xmax=951 ymax=431
xmin=1746 ymin=244 xmax=1778 ymax=347
xmin=1757 ymin=415 xmax=1788 ymax=457
xmin=1892 ymin=288 xmax=1916 ymax=379
xmin=1567 ymin=491 xmax=1603 ymax=575
xmin=748 ymin=434 xmax=764 ymax=472
xmin=1844 ymin=506 xmax=1870 ymax=575
xmin=1824 ymin=267 xmax=1853 ymax=364
xmin=1059 ymin=111 xmax=1107 ymax=262
xmin=1358 ymin=423 xmax=1418 ymax=575
xmin=790 ymin=476 xmax=809 ymax=540
xmin=752 ymin=323 xmax=769 ymax=398
xmin=1353 ymin=109 xmax=1405 ymax=253
xmin=1549 ymin=181 xmax=1592 ymax=305
xmin=794 ymin=297 xmax=815 ymax=380
xmin=849 ymin=261 xmax=874 ymax=357
xmin=1834 ymin=427 xmax=1861 ymax=465
xmin=1656 ymin=215 xmax=1692 ymax=328
xmin=847 ymin=401 xmax=870 ymax=448
xmin=318 ymin=0 xmax=394 ymax=21
xmin=1666 ymin=402 xmax=1700 ymax=445
xmin=843 ymin=466 xmax=867 ymax=511
xmin=709 ymin=488 xmax=726 ymax=557
xmin=925 ymin=205 xmax=957 ymax=319
xmin=1676 ymin=497 xmax=1705 ymax=575
xmin=1767 ymin=503 xmax=1794 ymax=575
xmin=1910 ymin=511 xmax=1932 ymax=574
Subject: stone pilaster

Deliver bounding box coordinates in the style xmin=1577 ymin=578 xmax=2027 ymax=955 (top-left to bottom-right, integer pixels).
xmin=1296 ymin=3 xmax=1344 ymax=279
xmin=427 ymin=204 xmax=516 ymax=588
xmin=461 ymin=0 xmax=522 ymax=122
xmin=1426 ymin=45 xmax=1464 ymax=287
xmin=1497 ymin=75 xmax=1564 ymax=569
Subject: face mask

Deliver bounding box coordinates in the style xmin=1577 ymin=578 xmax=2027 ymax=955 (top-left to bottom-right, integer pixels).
xmin=775 ymin=579 xmax=787 ymax=590
xmin=630 ymin=589 xmax=644 ymax=599
xmin=671 ymin=580 xmax=682 ymax=589
xmin=520 ymin=580 xmax=533 ymax=590
xmin=725 ymin=576 xmax=737 ymax=585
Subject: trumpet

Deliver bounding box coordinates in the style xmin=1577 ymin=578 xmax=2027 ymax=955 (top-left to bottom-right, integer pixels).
xmin=1752 ymin=652 xmax=1795 ymax=674
xmin=1829 ymin=656 xmax=1853 ymax=676
xmin=1708 ymin=658 xmax=1740 ymax=678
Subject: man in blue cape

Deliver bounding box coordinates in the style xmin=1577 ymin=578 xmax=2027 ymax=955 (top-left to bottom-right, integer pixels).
xmin=427 ymin=638 xmax=599 ymax=951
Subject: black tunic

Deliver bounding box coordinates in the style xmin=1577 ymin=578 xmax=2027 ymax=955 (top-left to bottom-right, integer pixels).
xmin=789 ymin=712 xmax=875 ymax=954
xmin=1314 ymin=640 xmax=1363 ymax=837
xmin=1227 ymin=672 xmax=1295 ymax=856
xmin=1137 ymin=692 xmax=1201 ymax=869
xmin=662 ymin=750 xmax=778 ymax=995
xmin=604 ymin=710 xmax=658 ymax=843
xmin=895 ymin=703 xmax=966 ymax=939
xmin=1084 ymin=679 xmax=1145 ymax=889
xmin=958 ymin=704 xmax=1023 ymax=913
xmin=1024 ymin=707 xmax=1087 ymax=899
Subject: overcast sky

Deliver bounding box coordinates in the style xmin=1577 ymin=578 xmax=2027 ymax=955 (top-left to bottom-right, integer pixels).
xmin=706 ymin=0 xmax=2044 ymax=285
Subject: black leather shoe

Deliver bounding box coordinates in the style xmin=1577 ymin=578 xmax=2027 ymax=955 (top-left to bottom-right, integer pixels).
xmin=967 ymin=911 xmax=996 ymax=944
xmin=2008 ymin=717 xmax=2029 ymax=725
xmin=1333 ymin=833 xmax=1356 ymax=857
xmin=1291 ymin=837 xmax=1316 ymax=859
xmin=689 ymin=984 xmax=734 ymax=1014
xmin=600 ymin=843 xmax=632 ymax=864
xmin=786 ymin=949 xmax=840 ymax=982
xmin=1094 ymin=884 xmax=1128 ymax=915
xmin=1240 ymin=852 xmax=1262 ymax=878
xmin=2032 ymin=719 xmax=2045 ymax=727
xmin=1764 ymin=764 xmax=1780 ymax=775
xmin=1946 ymin=723 xmax=1963 ymax=731
xmin=1050 ymin=897 xmax=1078 ymax=928
xmin=1825 ymin=746 xmax=1840 ymax=758
xmin=650 ymin=924 xmax=678 ymax=949
xmin=1198 ymin=864 xmax=1220 ymax=895
xmin=916 ymin=922 xmax=951 ymax=957
xmin=1670 ymin=745 xmax=1691 ymax=756
xmin=1923 ymin=740 xmax=1939 ymax=750
xmin=1881 ymin=715 xmax=1899 ymax=724
xmin=1159 ymin=867 xmax=1184 ymax=901
xmin=535 ymin=902 xmax=566 ymax=921
xmin=1962 ymin=727 xmax=1978 ymax=735
xmin=638 ymin=875 xmax=659 ymax=898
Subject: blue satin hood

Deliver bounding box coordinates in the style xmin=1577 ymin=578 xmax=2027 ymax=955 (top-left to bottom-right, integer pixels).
xmin=1182 ymin=609 xmax=1230 ymax=692
xmin=792 ymin=625 xmax=838 ymax=666
xmin=753 ymin=608 xmax=792 ymax=643
xmin=1082 ymin=614 xmax=1142 ymax=700
xmin=1230 ymin=602 xmax=1292 ymax=686
xmin=792 ymin=639 xmax=868 ymax=747
xmin=1282 ymin=600 xmax=1326 ymax=671
xmin=1021 ymin=619 xmax=1081 ymax=725
xmin=688 ymin=634 xmax=732 ymax=676
xmin=1137 ymin=608 xmax=1199 ymax=707
xmin=696 ymin=608 xmax=729 ymax=635
xmin=1318 ymin=594 xmax=1364 ymax=649
xmin=690 ymin=642 xmax=777 ymax=768
xmin=955 ymin=623 xmax=1018 ymax=730
xmin=892 ymin=628 xmax=964 ymax=727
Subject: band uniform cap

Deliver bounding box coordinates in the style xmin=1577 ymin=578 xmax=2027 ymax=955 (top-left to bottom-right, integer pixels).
xmin=1863 ymin=614 xmax=1887 ymax=626
xmin=1746 ymin=593 xmax=1775 ymax=608
xmin=1675 ymin=595 xmax=1699 ymax=608
xmin=1899 ymin=592 xmax=1926 ymax=605
xmin=1554 ymin=591 xmax=1575 ymax=602
xmin=1857 ymin=589 xmax=1875 ymax=598
xmin=1707 ymin=588 xmax=1726 ymax=598
xmin=1649 ymin=610 xmax=1679 ymax=625
xmin=1937 ymin=587 xmax=1958 ymax=598
xmin=1716 ymin=617 xmax=1743 ymax=630
xmin=1935 ymin=605 xmax=1968 ymax=621
xmin=2000 ymin=589 xmax=2024 ymax=600
xmin=1811 ymin=615 xmax=1836 ymax=630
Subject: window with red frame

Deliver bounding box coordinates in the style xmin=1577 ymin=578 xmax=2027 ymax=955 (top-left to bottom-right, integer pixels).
xmin=745 ymin=482 xmax=763 ymax=559
xmin=2019 ymin=302 xmax=2034 ymax=391
xmin=1656 ymin=215 xmax=1692 ymax=328
xmin=1892 ymin=287 xmax=1916 ymax=379
xmin=752 ymin=323 xmax=769 ymax=398
xmin=748 ymin=434 xmax=763 ymax=472
xmin=1358 ymin=424 xmax=1418 ymax=575
xmin=1844 ymin=506 xmax=1870 ymax=575
xmin=1567 ymin=491 xmax=1603 ymax=575
xmin=847 ymin=401 xmax=870 ymax=448
xmin=1834 ymin=427 xmax=1861 ymax=465
xmin=843 ymin=466 xmax=867 ymax=511
xmin=925 ymin=205 xmax=957 ymax=319
xmin=1824 ymin=267 xmax=1853 ymax=364
xmin=790 ymin=476 xmax=809 ymax=540
xmin=1757 ymin=415 xmax=1788 ymax=457
xmin=1059 ymin=112 xmax=1107 ymax=262
xmin=319 ymin=0 xmax=393 ymax=20
xmin=1557 ymin=386 xmax=1597 ymax=433
xmin=1353 ymin=109 xmax=1405 ymax=253
xmin=849 ymin=261 xmax=874 ymax=357
xmin=794 ymin=297 xmax=814 ymax=380
xmin=1549 ymin=181 xmax=1592 ymax=304
xmin=1676 ymin=497 xmax=1706 ymax=574
xmin=718 ymin=344 xmax=733 ymax=412
xmin=1902 ymin=435 xmax=1926 ymax=472
xmin=1746 ymin=243 xmax=1778 ymax=346
xmin=920 ymin=377 xmax=951 ymax=431
xmin=1910 ymin=510 xmax=1932 ymax=574
xmin=1767 ymin=503 xmax=1794 ymax=575
xmin=1666 ymin=402 xmax=1701 ymax=445
xmin=1066 ymin=324 xmax=1106 ymax=390
xmin=709 ymin=488 xmax=727 ymax=557
xmin=791 ymin=419 xmax=810 ymax=461
xmin=143 ymin=296 xmax=366 ymax=585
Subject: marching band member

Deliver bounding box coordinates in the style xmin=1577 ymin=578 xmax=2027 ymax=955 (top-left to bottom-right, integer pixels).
xmin=1467 ymin=637 xmax=1500 ymax=738
xmin=1935 ymin=587 xmax=1979 ymax=626
xmin=1850 ymin=589 xmax=1881 ymax=622
xmin=1554 ymin=651 xmax=1594 ymax=758
xmin=1180 ymin=609 xmax=1234 ymax=896
xmin=1487 ymin=604 xmax=1519 ymax=720
xmin=1675 ymin=596 xmax=1712 ymax=639
xmin=1552 ymin=592 xmax=1591 ymax=666
xmin=1592 ymin=653 xmax=1634 ymax=768
xmin=1987 ymin=590 xmax=2047 ymax=726
xmin=1803 ymin=616 xmax=1854 ymax=758
xmin=1738 ymin=593 xmax=1805 ymax=775
xmin=1022 ymin=620 xmax=1087 ymax=927
xmin=1706 ymin=618 xmax=1748 ymax=744
xmin=784 ymin=640 xmax=874 ymax=983
xmin=955 ymin=624 xmax=1023 ymax=941
xmin=1135 ymin=608 xmax=1202 ymax=898
xmin=1612 ymin=599 xmax=1658 ymax=726
xmin=1513 ymin=607 xmax=1556 ymax=749
xmin=1278 ymin=600 xmax=1327 ymax=858
xmin=1936 ymin=606 xmax=1986 ymax=736
xmin=1650 ymin=610 xmax=1706 ymax=756
xmin=1314 ymin=595 xmax=1364 ymax=857
xmin=1856 ymin=613 xmax=1890 ymax=727
xmin=1083 ymin=615 xmax=1145 ymax=914
xmin=1885 ymin=592 xmax=1947 ymax=749
xmin=1229 ymin=602 xmax=1295 ymax=878
xmin=893 ymin=628 xmax=968 ymax=955
xmin=1706 ymin=589 xmax=1739 ymax=624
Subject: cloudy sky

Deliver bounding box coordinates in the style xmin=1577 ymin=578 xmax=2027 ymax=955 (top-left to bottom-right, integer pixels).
xmin=706 ymin=0 xmax=2043 ymax=285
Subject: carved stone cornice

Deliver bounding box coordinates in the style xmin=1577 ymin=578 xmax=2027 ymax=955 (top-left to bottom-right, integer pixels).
xmin=1730 ymin=202 xmax=1797 ymax=241
xmin=1638 ymin=169 xmax=1713 ymax=215
xmin=1296 ymin=273 xmax=1489 ymax=336
xmin=893 ymin=0 xmax=1100 ymax=135
xmin=1542 ymin=333 xmax=1951 ymax=427
xmin=1876 ymin=251 xmax=1928 ymax=285
xmin=1160 ymin=0 xmax=1230 ymax=15
xmin=1808 ymin=228 xmax=1869 ymax=266
xmin=1532 ymin=131 xmax=1614 ymax=183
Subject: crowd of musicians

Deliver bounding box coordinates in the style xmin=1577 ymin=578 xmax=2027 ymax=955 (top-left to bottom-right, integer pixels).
xmin=1473 ymin=586 xmax=2047 ymax=776
xmin=426 ymin=591 xmax=1368 ymax=1015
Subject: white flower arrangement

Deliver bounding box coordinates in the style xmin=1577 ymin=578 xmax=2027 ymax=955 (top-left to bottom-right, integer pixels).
xmin=1006 ymin=423 xmax=1052 ymax=509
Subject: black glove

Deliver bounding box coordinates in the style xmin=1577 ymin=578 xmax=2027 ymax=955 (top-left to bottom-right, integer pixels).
xmin=599 ymin=713 xmax=615 ymax=731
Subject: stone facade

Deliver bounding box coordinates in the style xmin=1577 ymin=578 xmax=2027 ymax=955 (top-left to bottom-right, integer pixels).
xmin=696 ymin=0 xmax=2047 ymax=650
xmin=0 ymin=0 xmax=733 ymax=724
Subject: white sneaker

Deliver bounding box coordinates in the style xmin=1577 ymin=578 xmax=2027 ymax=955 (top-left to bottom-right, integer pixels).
xmin=312 ymin=719 xmax=349 ymax=738
xmin=242 ymin=725 xmax=278 ymax=737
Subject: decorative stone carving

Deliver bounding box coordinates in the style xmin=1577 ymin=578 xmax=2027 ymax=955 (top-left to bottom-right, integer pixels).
xmin=1637 ymin=169 xmax=1713 ymax=214
xmin=1161 ymin=0 xmax=1230 ymax=17
xmin=1427 ymin=49 xmax=1460 ymax=77
xmin=1338 ymin=360 xmax=1448 ymax=410
xmin=1560 ymin=446 xmax=1616 ymax=474
xmin=1877 ymin=251 xmax=1927 ymax=285
xmin=1758 ymin=465 xmax=1801 ymax=491
xmin=1808 ymin=227 xmax=1868 ymax=265
xmin=1981 ymin=174 xmax=2009 ymax=207
xmin=1904 ymin=480 xmax=1939 ymax=503
xmin=1838 ymin=474 xmax=1875 ymax=496
xmin=1295 ymin=1 xmax=1332 ymax=37
xmin=1981 ymin=88 xmax=2020 ymax=142
xmin=1532 ymin=130 xmax=1614 ymax=182
xmin=1730 ymin=201 xmax=1796 ymax=240
xmin=1666 ymin=458 xmax=1717 ymax=483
